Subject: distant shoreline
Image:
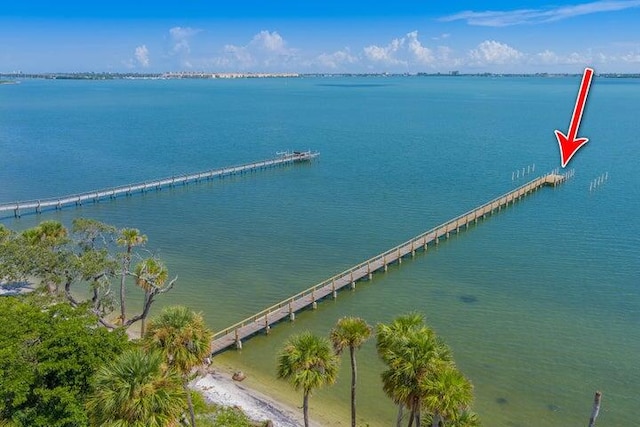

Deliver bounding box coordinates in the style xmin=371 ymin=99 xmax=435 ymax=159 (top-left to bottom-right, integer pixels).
xmin=1 ymin=72 xmax=639 ymax=80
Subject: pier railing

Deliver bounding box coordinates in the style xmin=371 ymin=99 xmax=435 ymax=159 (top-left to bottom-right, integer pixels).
xmin=211 ymin=172 xmax=567 ymax=349
xmin=0 ymin=151 xmax=319 ymax=217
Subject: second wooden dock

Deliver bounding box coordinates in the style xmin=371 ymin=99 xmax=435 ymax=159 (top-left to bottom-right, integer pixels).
xmin=0 ymin=151 xmax=319 ymax=218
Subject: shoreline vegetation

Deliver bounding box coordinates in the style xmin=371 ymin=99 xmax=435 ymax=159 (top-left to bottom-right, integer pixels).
xmin=1 ymin=219 xmax=480 ymax=426
xmin=1 ymin=71 xmax=640 ymax=80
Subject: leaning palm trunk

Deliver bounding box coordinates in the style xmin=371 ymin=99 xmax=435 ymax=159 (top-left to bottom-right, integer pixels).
xmin=349 ymin=345 xmax=357 ymax=427
xmin=396 ymin=404 xmax=404 ymax=427
xmin=184 ymin=381 xmax=196 ymax=427
xmin=414 ymin=397 xmax=421 ymax=427
xmin=303 ymin=390 xmax=310 ymax=427
xmin=119 ymin=249 xmax=131 ymax=323
xmin=407 ymin=399 xmax=417 ymax=427
xmin=431 ymin=412 xmax=442 ymax=427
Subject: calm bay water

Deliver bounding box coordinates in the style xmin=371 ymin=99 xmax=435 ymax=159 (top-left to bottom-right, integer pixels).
xmin=1 ymin=76 xmax=638 ymax=426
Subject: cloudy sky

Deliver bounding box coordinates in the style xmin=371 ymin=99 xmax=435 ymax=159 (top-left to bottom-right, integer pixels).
xmin=1 ymin=0 xmax=639 ymax=73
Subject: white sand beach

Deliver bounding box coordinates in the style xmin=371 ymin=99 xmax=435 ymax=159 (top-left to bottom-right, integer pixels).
xmin=193 ymin=370 xmax=316 ymax=427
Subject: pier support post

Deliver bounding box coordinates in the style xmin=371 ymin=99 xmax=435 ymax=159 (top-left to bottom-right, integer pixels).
xmin=436 ymin=236 xmax=439 ymax=245
xmin=332 ymin=280 xmax=337 ymax=299
xmin=333 ymin=290 xmax=337 ymax=299
xmin=312 ymin=291 xmax=317 ymax=309
xmin=264 ymin=315 xmax=270 ymax=334
xmin=312 ymin=301 xmax=318 ymax=309
xmin=351 ymin=281 xmax=356 ymax=290
xmin=289 ymin=303 xmax=295 ymax=321
xmin=235 ymin=330 xmax=242 ymax=350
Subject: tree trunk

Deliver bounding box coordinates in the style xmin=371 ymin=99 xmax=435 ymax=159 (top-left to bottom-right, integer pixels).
xmin=140 ymin=316 xmax=146 ymax=338
xmin=303 ymin=390 xmax=310 ymax=427
xmin=184 ymin=380 xmax=197 ymax=427
xmin=350 ymin=345 xmax=357 ymax=427
xmin=414 ymin=397 xmax=421 ymax=427
xmin=588 ymin=391 xmax=602 ymax=427
xmin=431 ymin=412 xmax=441 ymax=427
xmin=119 ymin=250 xmax=129 ymax=323
xmin=407 ymin=399 xmax=416 ymax=427
xmin=396 ymin=404 xmax=404 ymax=427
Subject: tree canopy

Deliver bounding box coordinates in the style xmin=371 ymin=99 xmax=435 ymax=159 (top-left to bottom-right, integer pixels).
xmin=0 ymin=295 xmax=131 ymax=427
xmin=0 ymin=219 xmax=176 ymax=331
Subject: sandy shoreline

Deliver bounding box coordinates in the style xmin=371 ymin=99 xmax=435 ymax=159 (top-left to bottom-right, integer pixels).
xmin=193 ymin=367 xmax=319 ymax=427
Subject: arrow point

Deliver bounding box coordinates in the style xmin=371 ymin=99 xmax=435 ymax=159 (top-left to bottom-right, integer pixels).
xmin=555 ymin=130 xmax=588 ymax=168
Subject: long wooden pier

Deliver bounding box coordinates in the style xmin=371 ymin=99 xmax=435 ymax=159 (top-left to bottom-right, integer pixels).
xmin=0 ymin=151 xmax=319 ymax=218
xmin=211 ymin=172 xmax=568 ymax=354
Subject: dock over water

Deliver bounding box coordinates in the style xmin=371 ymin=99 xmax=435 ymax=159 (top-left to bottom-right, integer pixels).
xmin=210 ymin=172 xmax=568 ymax=354
xmin=0 ymin=151 xmax=319 ymax=218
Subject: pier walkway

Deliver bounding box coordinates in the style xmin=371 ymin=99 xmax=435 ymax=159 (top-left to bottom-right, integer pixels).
xmin=211 ymin=172 xmax=568 ymax=354
xmin=0 ymin=151 xmax=319 ymax=218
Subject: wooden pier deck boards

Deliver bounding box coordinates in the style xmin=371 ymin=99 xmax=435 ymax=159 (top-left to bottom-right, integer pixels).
xmin=211 ymin=172 xmax=568 ymax=354
xmin=0 ymin=151 xmax=319 ymax=218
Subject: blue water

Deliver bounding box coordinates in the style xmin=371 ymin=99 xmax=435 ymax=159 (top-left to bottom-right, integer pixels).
xmin=1 ymin=76 xmax=638 ymax=426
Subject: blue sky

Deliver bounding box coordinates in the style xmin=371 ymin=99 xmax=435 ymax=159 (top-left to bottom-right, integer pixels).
xmin=1 ymin=0 xmax=639 ymax=73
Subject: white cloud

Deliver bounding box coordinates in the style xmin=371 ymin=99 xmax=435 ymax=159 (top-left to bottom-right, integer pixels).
xmin=169 ymin=26 xmax=200 ymax=55
xmin=432 ymin=33 xmax=451 ymax=41
xmin=406 ymin=31 xmax=434 ymax=64
xmin=436 ymin=46 xmax=464 ymax=68
xmin=363 ymin=31 xmax=438 ymax=68
xmin=168 ymin=26 xmax=201 ymax=69
xmin=469 ymin=40 xmax=524 ymax=65
xmin=315 ymin=48 xmax=358 ymax=69
xmin=621 ymin=51 xmax=640 ymax=62
xmin=441 ymin=0 xmax=640 ymax=26
xmin=214 ymin=31 xmax=296 ymax=70
xmin=134 ymin=45 xmax=149 ymax=67
xmin=251 ymin=30 xmax=287 ymax=52
xmin=364 ymin=37 xmax=406 ymax=65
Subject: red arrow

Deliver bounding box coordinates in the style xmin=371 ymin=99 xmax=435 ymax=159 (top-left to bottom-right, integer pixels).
xmin=555 ymin=67 xmax=594 ymax=168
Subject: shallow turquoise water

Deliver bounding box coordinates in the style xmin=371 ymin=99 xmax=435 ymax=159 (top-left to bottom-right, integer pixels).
xmin=1 ymin=76 xmax=638 ymax=425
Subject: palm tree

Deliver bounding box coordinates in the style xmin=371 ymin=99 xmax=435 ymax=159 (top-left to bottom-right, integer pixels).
xmin=330 ymin=316 xmax=372 ymax=427
xmin=422 ymin=364 xmax=474 ymax=427
xmin=20 ymin=220 xmax=69 ymax=293
xmin=116 ymin=228 xmax=147 ymax=324
xmin=144 ymin=306 xmax=213 ymax=427
xmin=22 ymin=220 xmax=68 ymax=248
xmin=277 ymin=332 xmax=340 ymax=427
xmin=86 ymin=348 xmax=186 ymax=427
xmin=377 ymin=314 xmax=453 ymax=427
xmin=376 ymin=313 xmax=428 ymax=427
